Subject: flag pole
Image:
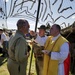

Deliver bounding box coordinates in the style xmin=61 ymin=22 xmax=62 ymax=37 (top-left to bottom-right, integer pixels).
xmin=28 ymin=0 xmax=41 ymax=75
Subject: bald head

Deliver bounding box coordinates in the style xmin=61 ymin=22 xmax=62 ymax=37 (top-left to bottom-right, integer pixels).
xmin=53 ymin=24 xmax=61 ymax=32
xmin=16 ymin=19 xmax=30 ymax=34
xmin=50 ymin=24 xmax=61 ymax=36
xmin=17 ymin=19 xmax=29 ymax=30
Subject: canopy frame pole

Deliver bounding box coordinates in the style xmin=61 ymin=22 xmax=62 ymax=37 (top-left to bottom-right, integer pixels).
xmin=28 ymin=0 xmax=41 ymax=75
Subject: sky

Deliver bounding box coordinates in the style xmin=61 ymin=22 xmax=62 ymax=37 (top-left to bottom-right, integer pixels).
xmin=6 ymin=0 xmax=75 ymax=30
xmin=7 ymin=18 xmax=36 ymax=30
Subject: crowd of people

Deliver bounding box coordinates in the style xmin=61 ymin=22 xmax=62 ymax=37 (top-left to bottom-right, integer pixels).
xmin=0 ymin=29 xmax=12 ymax=57
xmin=0 ymin=19 xmax=74 ymax=75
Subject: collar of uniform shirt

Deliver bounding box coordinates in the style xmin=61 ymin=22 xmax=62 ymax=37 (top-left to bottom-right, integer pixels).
xmin=52 ymin=34 xmax=61 ymax=41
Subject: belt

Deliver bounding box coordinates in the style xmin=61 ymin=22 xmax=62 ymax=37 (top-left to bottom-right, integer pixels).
xmin=9 ymin=57 xmax=16 ymax=62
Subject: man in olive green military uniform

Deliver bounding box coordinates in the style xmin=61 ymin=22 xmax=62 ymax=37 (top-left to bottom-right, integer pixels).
xmin=32 ymin=25 xmax=48 ymax=75
xmin=7 ymin=19 xmax=30 ymax=75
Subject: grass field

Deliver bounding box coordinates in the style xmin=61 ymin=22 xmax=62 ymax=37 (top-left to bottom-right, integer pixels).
xmin=0 ymin=56 xmax=9 ymax=75
xmin=0 ymin=51 xmax=37 ymax=75
xmin=0 ymin=53 xmax=73 ymax=75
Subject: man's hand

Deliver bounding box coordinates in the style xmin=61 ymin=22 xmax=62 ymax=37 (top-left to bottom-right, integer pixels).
xmin=30 ymin=40 xmax=37 ymax=45
xmin=42 ymin=50 xmax=51 ymax=56
xmin=42 ymin=50 xmax=50 ymax=54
